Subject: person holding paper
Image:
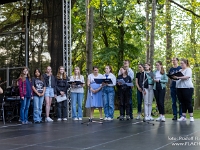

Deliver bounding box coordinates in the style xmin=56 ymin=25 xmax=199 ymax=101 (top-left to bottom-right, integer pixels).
xmin=102 ymin=65 xmax=116 ymax=121
xmin=85 ymin=66 xmax=104 ymax=120
xmin=173 ymin=59 xmax=194 ymax=122
xmin=55 ymin=66 xmax=70 ymax=121
xmin=117 ymin=67 xmax=132 ymax=120
xmin=32 ymin=68 xmax=46 ymax=123
xmin=135 ymin=64 xmax=144 ymax=120
xmin=153 ymin=61 xmax=168 ymax=122
xmin=118 ymin=60 xmax=134 ymax=119
xmin=43 ymin=66 xmax=56 ymax=122
xmin=139 ymin=63 xmax=154 ymax=121
xmin=70 ymin=67 xmax=85 ymax=121
xmin=168 ymin=58 xmax=182 ymax=121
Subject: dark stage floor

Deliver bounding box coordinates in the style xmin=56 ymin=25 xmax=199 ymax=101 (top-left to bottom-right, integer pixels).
xmin=0 ymin=118 xmax=200 ymax=150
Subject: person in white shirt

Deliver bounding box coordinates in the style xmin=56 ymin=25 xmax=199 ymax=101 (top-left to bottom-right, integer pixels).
xmin=173 ymin=59 xmax=194 ymax=122
xmin=70 ymin=67 xmax=85 ymax=121
xmin=102 ymin=65 xmax=116 ymax=121
xmin=85 ymin=66 xmax=104 ymax=120
xmin=118 ymin=60 xmax=134 ymax=119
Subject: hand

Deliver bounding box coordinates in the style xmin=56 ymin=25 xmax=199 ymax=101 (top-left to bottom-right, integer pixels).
xmin=143 ymin=91 xmax=146 ymax=95
xmin=54 ymin=95 xmax=57 ymax=98
xmin=154 ymin=79 xmax=159 ymax=82
xmin=118 ymin=82 xmax=122 ymax=85
xmin=138 ymin=88 xmax=142 ymax=92
xmin=60 ymin=91 xmax=65 ymax=96
xmin=172 ymin=76 xmax=178 ymax=80
xmin=21 ymin=97 xmax=24 ymax=100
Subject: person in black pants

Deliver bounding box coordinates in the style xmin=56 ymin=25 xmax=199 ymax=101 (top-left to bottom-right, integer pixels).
xmin=153 ymin=61 xmax=168 ymax=122
xmin=55 ymin=66 xmax=70 ymax=121
xmin=117 ymin=67 xmax=132 ymax=120
xmin=173 ymin=59 xmax=194 ymax=122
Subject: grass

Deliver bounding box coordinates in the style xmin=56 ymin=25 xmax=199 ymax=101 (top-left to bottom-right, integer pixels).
xmin=92 ymin=109 xmax=200 ymax=119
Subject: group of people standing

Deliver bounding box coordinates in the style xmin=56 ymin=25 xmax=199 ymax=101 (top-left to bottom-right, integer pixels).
xmin=17 ymin=66 xmax=84 ymax=124
xmin=1 ymin=57 xmax=194 ymax=124
xmin=135 ymin=58 xmax=194 ymax=122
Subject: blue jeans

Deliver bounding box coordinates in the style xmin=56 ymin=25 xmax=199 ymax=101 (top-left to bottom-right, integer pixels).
xmin=170 ymin=87 xmax=182 ymax=117
xmin=20 ymin=97 xmax=31 ymax=122
xmin=137 ymin=89 xmax=143 ymax=113
xmin=33 ymin=96 xmax=44 ymax=122
xmin=71 ymin=93 xmax=84 ymax=119
xmin=103 ymin=86 xmax=115 ymax=118
xmin=130 ymin=89 xmax=133 ymax=117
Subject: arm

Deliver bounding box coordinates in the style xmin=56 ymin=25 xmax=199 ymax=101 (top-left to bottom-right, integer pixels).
xmin=135 ymin=78 xmax=142 ymax=92
xmin=129 ymin=69 xmax=134 ymax=81
xmin=0 ymin=87 xmax=3 ymax=94
xmin=160 ymin=74 xmax=168 ymax=83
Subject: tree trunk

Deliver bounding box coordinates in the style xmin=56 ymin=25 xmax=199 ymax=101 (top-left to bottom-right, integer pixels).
xmin=149 ymin=0 xmax=156 ymax=66
xmin=190 ymin=0 xmax=200 ymax=109
xmin=43 ymin=0 xmax=63 ymax=74
xmin=145 ymin=0 xmax=150 ymax=63
xmin=83 ymin=0 xmax=94 ymax=117
xmin=165 ymin=0 xmax=172 ymax=101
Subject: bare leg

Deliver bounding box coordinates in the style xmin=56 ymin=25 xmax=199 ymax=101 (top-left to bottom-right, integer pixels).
xmin=98 ymin=107 xmax=102 ymax=118
xmin=45 ymin=96 xmax=52 ymax=118
xmin=90 ymin=107 xmax=94 ymax=119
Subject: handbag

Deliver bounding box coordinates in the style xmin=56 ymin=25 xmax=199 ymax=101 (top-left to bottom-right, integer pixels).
xmin=56 ymin=94 xmax=67 ymax=103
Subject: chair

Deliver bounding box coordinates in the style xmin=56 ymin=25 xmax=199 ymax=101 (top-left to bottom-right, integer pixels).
xmin=0 ymin=94 xmax=5 ymax=125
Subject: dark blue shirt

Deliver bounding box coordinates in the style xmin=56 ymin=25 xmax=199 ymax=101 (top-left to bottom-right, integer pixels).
xmin=168 ymin=66 xmax=182 ymax=88
xmin=25 ymin=77 xmax=31 ymax=98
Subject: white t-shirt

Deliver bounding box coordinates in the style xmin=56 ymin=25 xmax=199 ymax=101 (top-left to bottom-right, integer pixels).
xmin=103 ymin=73 xmax=116 ymax=86
xmin=176 ymin=68 xmax=193 ymax=88
xmin=155 ymin=70 xmax=162 ymax=80
xmin=88 ymin=73 xmax=104 ymax=83
xmin=70 ymin=75 xmax=85 ymax=93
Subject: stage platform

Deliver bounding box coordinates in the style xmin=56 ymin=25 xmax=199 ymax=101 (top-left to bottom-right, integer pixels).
xmin=0 ymin=119 xmax=200 ymax=150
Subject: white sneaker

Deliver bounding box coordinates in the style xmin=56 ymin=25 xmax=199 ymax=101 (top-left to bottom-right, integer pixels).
xmin=63 ymin=118 xmax=67 ymax=121
xmin=107 ymin=117 xmax=113 ymax=121
xmin=136 ymin=115 xmax=141 ymax=120
xmin=45 ymin=117 xmax=53 ymax=122
xmin=190 ymin=117 xmax=194 ymax=122
xmin=104 ymin=117 xmax=108 ymax=121
xmin=161 ymin=116 xmax=165 ymax=122
xmin=78 ymin=118 xmax=82 ymax=121
xmin=149 ymin=116 xmax=154 ymax=121
xmin=57 ymin=118 xmax=62 ymax=121
xmin=156 ymin=116 xmax=162 ymax=121
xmin=73 ymin=118 xmax=78 ymax=121
xmin=178 ymin=116 xmax=187 ymax=121
xmin=145 ymin=116 xmax=150 ymax=121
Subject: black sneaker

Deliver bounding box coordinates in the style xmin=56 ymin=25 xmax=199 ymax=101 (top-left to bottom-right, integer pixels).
xmin=34 ymin=121 xmax=40 ymax=124
xmin=119 ymin=115 xmax=124 ymax=121
xmin=126 ymin=115 xmax=130 ymax=120
xmin=172 ymin=116 xmax=177 ymax=120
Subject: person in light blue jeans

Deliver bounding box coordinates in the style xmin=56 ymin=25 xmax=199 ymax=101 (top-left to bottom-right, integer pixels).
xmin=70 ymin=67 xmax=85 ymax=120
xmin=32 ymin=69 xmax=46 ymax=123
xmin=102 ymin=65 xmax=116 ymax=121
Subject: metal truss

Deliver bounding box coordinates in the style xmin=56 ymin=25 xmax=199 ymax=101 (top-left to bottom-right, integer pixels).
xmin=63 ymin=0 xmax=72 ymax=118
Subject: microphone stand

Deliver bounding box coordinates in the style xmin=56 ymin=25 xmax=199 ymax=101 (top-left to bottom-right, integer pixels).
xmin=81 ymin=69 xmax=103 ymax=126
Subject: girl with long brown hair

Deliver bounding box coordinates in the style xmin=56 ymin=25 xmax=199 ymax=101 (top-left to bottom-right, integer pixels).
xmin=55 ymin=66 xmax=70 ymax=121
xmin=153 ymin=61 xmax=168 ymax=122
xmin=18 ymin=67 xmax=32 ymax=124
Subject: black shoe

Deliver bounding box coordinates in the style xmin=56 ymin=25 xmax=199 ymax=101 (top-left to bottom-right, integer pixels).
xmin=130 ymin=116 xmax=133 ymax=119
xmin=34 ymin=121 xmax=40 ymax=124
xmin=172 ymin=116 xmax=177 ymax=120
xmin=126 ymin=115 xmax=130 ymax=120
xmin=119 ymin=115 xmax=124 ymax=121
xmin=117 ymin=116 xmax=120 ymax=119
xmin=89 ymin=118 xmax=93 ymax=122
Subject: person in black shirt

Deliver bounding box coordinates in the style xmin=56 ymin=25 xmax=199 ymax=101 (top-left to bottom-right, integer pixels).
xmin=117 ymin=67 xmax=132 ymax=120
xmin=32 ymin=69 xmax=46 ymax=123
xmin=55 ymin=66 xmax=70 ymax=121
xmin=135 ymin=64 xmax=144 ymax=120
